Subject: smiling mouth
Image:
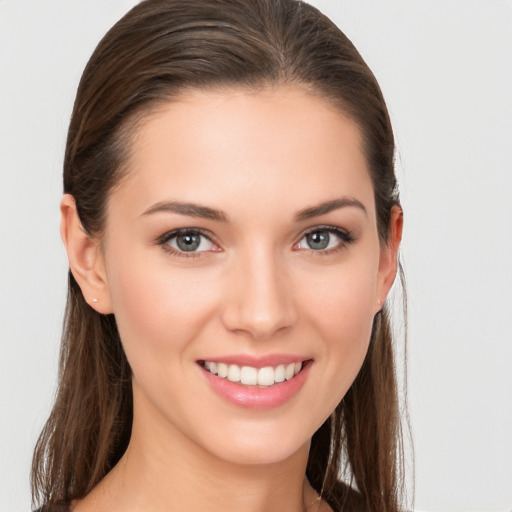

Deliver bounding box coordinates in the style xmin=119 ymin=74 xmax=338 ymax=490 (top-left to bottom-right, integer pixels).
xmin=199 ymin=360 xmax=311 ymax=387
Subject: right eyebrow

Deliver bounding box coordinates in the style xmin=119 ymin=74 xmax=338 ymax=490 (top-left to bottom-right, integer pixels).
xmin=141 ymin=201 xmax=229 ymax=222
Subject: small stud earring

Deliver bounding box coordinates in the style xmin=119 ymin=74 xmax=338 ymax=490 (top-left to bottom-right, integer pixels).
xmin=378 ymin=299 xmax=382 ymax=306
xmin=92 ymin=298 xmax=98 ymax=303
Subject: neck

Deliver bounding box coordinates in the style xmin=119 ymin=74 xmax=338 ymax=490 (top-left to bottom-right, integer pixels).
xmin=76 ymin=389 xmax=318 ymax=512
xmin=117 ymin=434 xmax=310 ymax=512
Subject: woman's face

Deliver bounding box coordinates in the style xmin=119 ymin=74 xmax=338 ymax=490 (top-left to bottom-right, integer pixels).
xmin=97 ymin=86 xmax=396 ymax=465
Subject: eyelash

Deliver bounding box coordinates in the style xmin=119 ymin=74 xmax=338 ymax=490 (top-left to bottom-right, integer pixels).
xmin=296 ymin=225 xmax=356 ymax=256
xmin=157 ymin=228 xmax=218 ymax=259
xmin=157 ymin=225 xmax=355 ymax=259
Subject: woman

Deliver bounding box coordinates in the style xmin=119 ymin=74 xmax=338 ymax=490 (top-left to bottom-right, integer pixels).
xmin=32 ymin=0 xmax=407 ymax=511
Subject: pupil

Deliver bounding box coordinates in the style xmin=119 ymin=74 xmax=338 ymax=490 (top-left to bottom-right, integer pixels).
xmin=307 ymin=231 xmax=329 ymax=250
xmin=177 ymin=233 xmax=200 ymax=251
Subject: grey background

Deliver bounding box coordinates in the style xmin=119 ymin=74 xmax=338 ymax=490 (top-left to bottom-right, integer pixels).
xmin=1 ymin=1 xmax=511 ymax=510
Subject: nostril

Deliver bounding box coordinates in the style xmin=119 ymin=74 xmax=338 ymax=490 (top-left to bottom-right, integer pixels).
xmin=220 ymin=303 xmax=296 ymax=339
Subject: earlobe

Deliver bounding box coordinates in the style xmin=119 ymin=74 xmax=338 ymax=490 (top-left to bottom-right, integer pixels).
xmin=376 ymin=206 xmax=403 ymax=310
xmin=60 ymin=194 xmax=113 ymax=314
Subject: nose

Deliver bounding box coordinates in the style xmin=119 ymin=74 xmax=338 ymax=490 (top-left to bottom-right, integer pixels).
xmin=220 ymin=248 xmax=297 ymax=340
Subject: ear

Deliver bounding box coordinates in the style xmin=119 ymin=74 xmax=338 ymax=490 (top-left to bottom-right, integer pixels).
xmin=60 ymin=194 xmax=113 ymax=314
xmin=375 ymin=205 xmax=403 ymax=312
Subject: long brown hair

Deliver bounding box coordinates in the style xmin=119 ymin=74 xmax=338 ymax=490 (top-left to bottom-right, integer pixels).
xmin=32 ymin=1 xmax=409 ymax=510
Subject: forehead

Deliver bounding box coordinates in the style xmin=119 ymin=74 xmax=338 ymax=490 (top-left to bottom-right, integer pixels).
xmin=109 ymin=86 xmax=375 ymax=222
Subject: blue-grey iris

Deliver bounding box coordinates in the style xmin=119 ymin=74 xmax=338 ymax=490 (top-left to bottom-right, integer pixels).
xmin=306 ymin=231 xmax=330 ymax=250
xmin=176 ymin=233 xmax=201 ymax=251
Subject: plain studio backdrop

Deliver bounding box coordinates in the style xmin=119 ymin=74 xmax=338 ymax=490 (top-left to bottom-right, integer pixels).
xmin=1 ymin=1 xmax=511 ymax=511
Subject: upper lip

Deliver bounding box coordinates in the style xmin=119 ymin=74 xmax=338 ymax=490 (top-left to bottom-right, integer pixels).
xmin=197 ymin=354 xmax=311 ymax=368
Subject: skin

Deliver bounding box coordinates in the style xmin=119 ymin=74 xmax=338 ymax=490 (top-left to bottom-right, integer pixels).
xmin=61 ymin=86 xmax=402 ymax=512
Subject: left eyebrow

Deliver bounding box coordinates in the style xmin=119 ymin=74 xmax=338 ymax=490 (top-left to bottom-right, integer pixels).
xmin=294 ymin=197 xmax=367 ymax=222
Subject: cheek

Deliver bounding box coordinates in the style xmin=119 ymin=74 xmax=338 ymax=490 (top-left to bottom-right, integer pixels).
xmin=105 ymin=250 xmax=221 ymax=367
xmin=297 ymin=256 xmax=378 ymax=394
xmin=300 ymin=257 xmax=377 ymax=336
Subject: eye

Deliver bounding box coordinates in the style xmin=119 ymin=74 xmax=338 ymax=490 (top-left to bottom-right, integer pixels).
xmin=296 ymin=227 xmax=354 ymax=252
xmin=159 ymin=229 xmax=218 ymax=255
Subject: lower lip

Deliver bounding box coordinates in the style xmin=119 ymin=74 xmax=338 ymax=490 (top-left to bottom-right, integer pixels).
xmin=200 ymin=361 xmax=312 ymax=410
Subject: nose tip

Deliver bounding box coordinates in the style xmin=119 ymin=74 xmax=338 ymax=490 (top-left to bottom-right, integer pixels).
xmin=234 ymin=305 xmax=294 ymax=340
xmin=220 ymin=260 xmax=297 ymax=340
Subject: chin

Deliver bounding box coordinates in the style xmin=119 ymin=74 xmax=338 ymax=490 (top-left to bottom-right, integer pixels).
xmin=210 ymin=438 xmax=309 ymax=467
xmin=191 ymin=416 xmax=316 ymax=467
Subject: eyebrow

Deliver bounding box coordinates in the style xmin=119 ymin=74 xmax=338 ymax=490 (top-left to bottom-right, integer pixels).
xmin=294 ymin=197 xmax=367 ymax=221
xmin=141 ymin=196 xmax=367 ymax=223
xmin=141 ymin=201 xmax=229 ymax=222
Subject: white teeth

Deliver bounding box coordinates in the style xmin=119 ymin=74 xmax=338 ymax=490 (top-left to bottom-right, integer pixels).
xmin=203 ymin=361 xmax=304 ymax=386
xmin=227 ymin=364 xmax=241 ymax=382
xmin=205 ymin=361 xmax=217 ymax=375
xmin=274 ymin=364 xmax=285 ymax=383
xmin=285 ymin=363 xmax=295 ymax=380
xmin=217 ymin=363 xmax=228 ymax=378
xmin=240 ymin=366 xmax=258 ymax=385
xmin=257 ymin=367 xmax=274 ymax=386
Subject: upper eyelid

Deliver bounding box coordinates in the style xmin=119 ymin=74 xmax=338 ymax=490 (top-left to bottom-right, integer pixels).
xmin=158 ymin=227 xmax=217 ymax=244
xmin=156 ymin=224 xmax=353 ymax=250
xmin=298 ymin=224 xmax=352 ymax=239
xmin=157 ymin=228 xmax=219 ymax=258
xmin=293 ymin=227 xmax=354 ymax=260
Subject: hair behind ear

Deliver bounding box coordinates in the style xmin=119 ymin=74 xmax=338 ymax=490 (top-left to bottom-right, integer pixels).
xmin=307 ymin=308 xmax=405 ymax=512
xmin=32 ymin=272 xmax=132 ymax=506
